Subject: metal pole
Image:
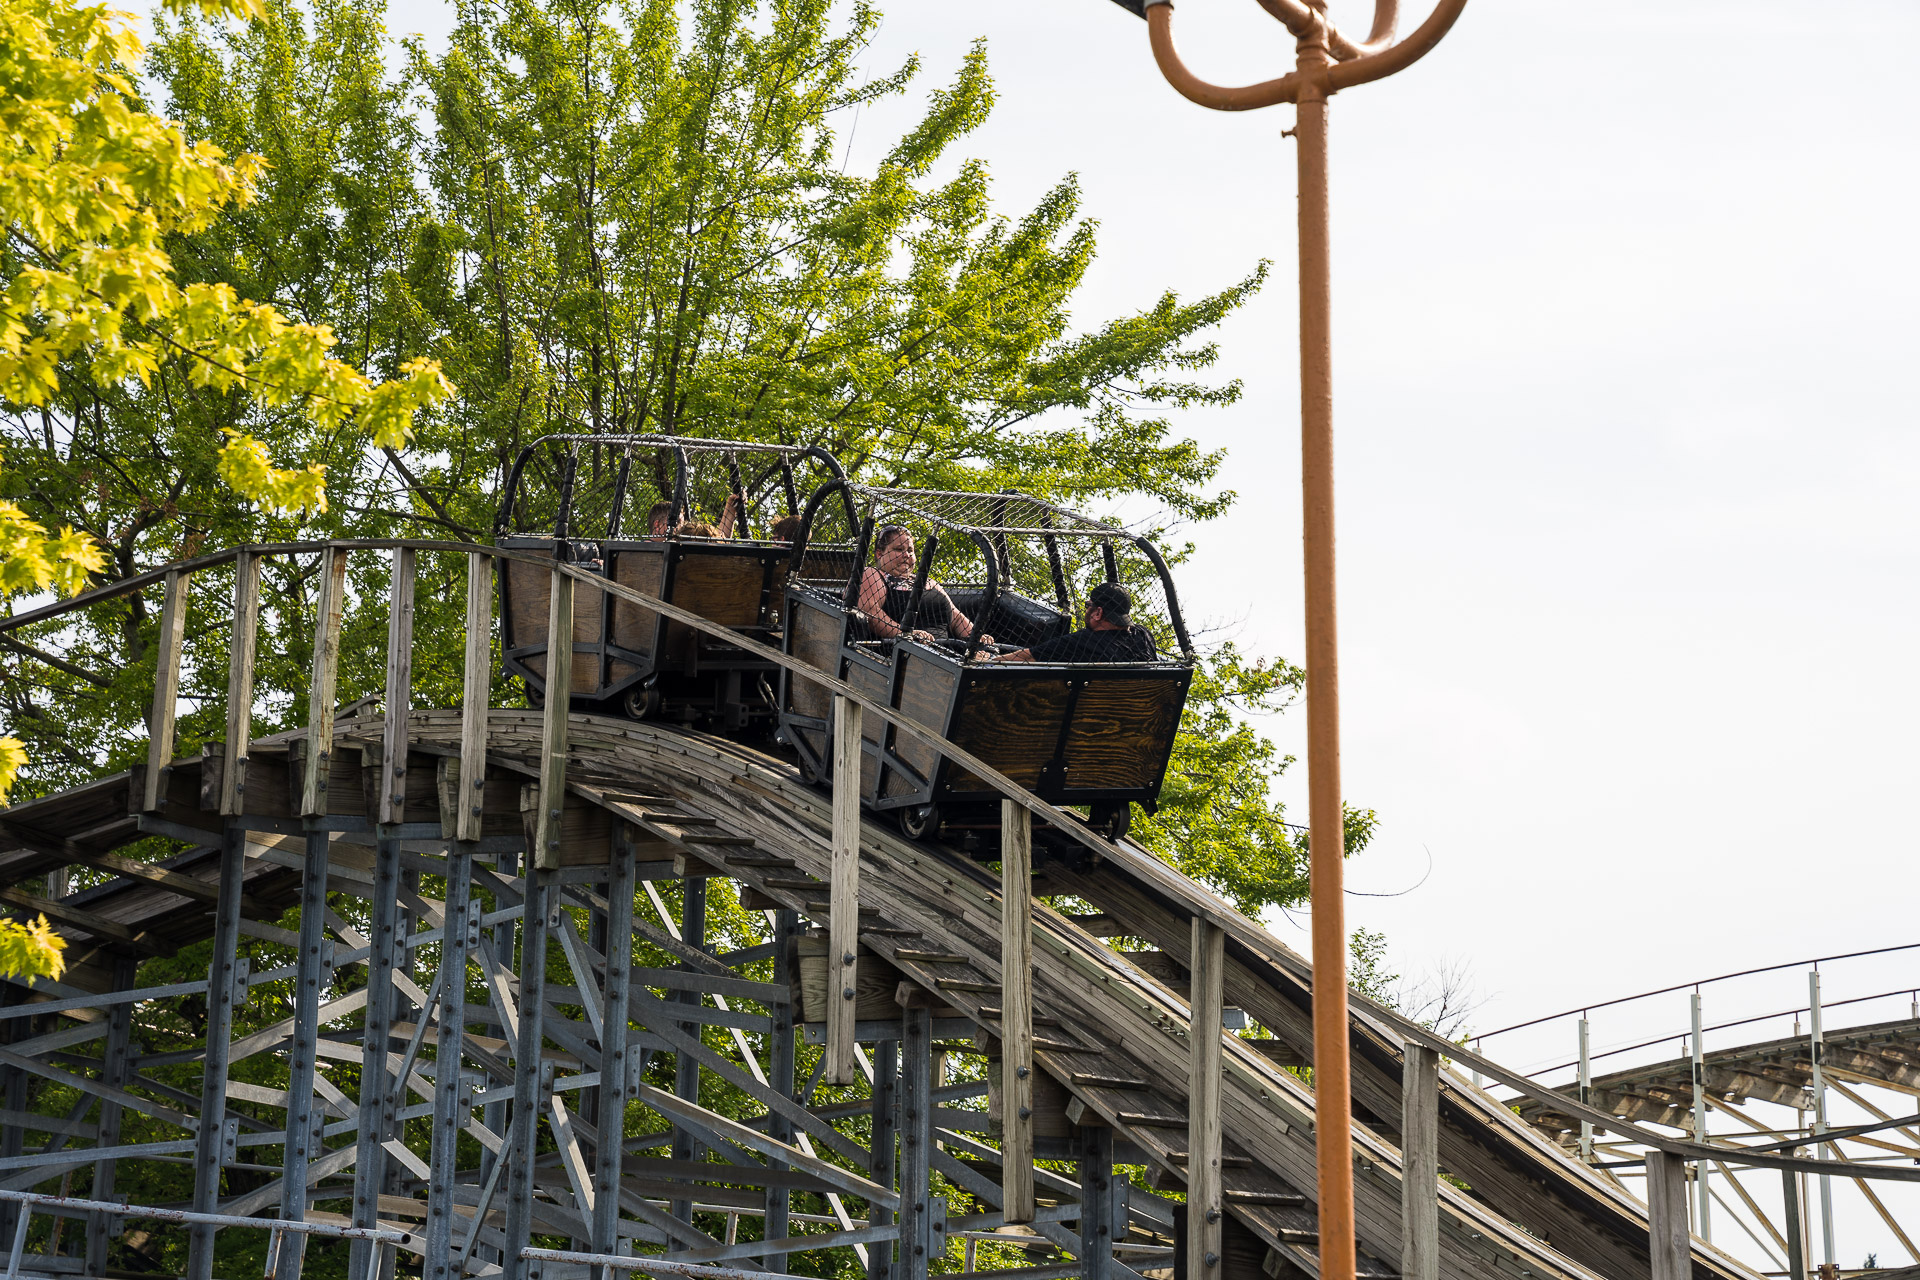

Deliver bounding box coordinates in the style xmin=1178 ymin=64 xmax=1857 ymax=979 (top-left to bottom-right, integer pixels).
xmin=1690 ymin=992 xmax=1709 ymax=1241
xmin=1577 ymin=1017 xmax=1592 ymax=1163
xmin=1294 ymin=17 xmax=1356 ymax=1280
xmin=1809 ymin=971 xmax=1834 ymax=1267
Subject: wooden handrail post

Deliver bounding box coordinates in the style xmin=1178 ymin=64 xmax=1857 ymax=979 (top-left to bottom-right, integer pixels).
xmin=826 ymin=693 xmax=863 ymax=1084
xmin=1400 ymin=1044 xmax=1439 ymax=1280
xmin=301 ymin=548 xmax=349 ymax=817
xmin=378 ymin=546 xmax=416 ymax=827
xmin=534 ymin=562 xmax=573 ymax=870
xmin=1646 ymin=1151 xmax=1691 ymax=1280
xmin=1186 ymin=917 xmax=1225 ymax=1280
xmin=1000 ymin=798 xmax=1035 ymax=1225
xmin=457 ymin=551 xmax=491 ymax=843
xmin=142 ymin=569 xmax=189 ymax=812
xmin=220 ymin=552 xmax=260 ymax=816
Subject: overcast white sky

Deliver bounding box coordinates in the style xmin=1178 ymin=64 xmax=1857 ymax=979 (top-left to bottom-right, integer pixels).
xmin=381 ymin=0 xmax=1919 ymax=1258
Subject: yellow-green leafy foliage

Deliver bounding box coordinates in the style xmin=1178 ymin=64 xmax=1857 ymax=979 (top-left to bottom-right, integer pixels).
xmin=0 ymin=0 xmax=452 ymax=515
xmin=0 ymin=915 xmax=64 ymax=981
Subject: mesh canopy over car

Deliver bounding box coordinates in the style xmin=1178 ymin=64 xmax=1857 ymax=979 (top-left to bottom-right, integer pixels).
xmin=495 ymin=434 xmax=848 ymax=549
xmin=799 ymin=483 xmax=1193 ymax=661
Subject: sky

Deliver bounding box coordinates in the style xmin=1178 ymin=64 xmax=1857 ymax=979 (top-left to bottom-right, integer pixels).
xmin=376 ymin=0 xmax=1920 ymax=1260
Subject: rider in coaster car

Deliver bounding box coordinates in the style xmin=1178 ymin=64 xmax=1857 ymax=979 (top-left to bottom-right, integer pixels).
xmin=855 ymin=525 xmax=992 ymax=646
xmin=989 ymin=582 xmax=1156 ymax=664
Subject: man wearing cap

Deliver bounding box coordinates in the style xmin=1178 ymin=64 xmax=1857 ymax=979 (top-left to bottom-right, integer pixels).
xmin=989 ymin=582 xmax=1157 ymax=663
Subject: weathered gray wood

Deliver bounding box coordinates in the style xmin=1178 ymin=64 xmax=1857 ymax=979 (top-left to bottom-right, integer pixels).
xmin=765 ymin=907 xmax=799 ymax=1266
xmin=187 ymin=819 xmax=248 ymax=1280
xmin=221 ymin=551 xmax=260 ymax=816
xmin=867 ymin=1039 xmax=899 ymax=1280
xmin=350 ymin=830 xmax=403 ymax=1280
xmin=1186 ymin=917 xmax=1224 ymax=1280
xmin=142 ymin=569 xmax=189 ymax=812
xmin=898 ymin=1005 xmax=935 ymax=1280
xmin=827 ymin=693 xmax=863 ymax=1084
xmin=457 ymin=551 xmax=491 ymax=843
xmin=301 ymin=548 xmax=349 ymax=817
xmin=1001 ymin=798 xmax=1035 ymax=1225
xmin=1646 ymin=1151 xmax=1691 ymax=1280
xmin=378 ymin=546 xmax=416 ymax=826
xmin=1782 ymin=1168 xmax=1809 ymax=1280
xmin=592 ymin=832 xmax=637 ymax=1255
xmin=1078 ymin=1123 xmax=1117 ymax=1280
xmin=533 ymin=565 xmax=573 ymax=869
xmin=1402 ymin=1043 xmax=1440 ymax=1280
xmin=276 ymin=827 xmax=333 ymax=1279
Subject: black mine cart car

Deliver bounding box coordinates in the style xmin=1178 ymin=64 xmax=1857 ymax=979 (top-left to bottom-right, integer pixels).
xmin=776 ymin=484 xmax=1195 ymax=842
xmin=496 ymin=433 xmax=857 ymax=729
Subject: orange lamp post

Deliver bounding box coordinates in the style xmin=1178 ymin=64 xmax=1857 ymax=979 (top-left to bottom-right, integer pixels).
xmin=1109 ymin=1 xmax=1470 ymax=1276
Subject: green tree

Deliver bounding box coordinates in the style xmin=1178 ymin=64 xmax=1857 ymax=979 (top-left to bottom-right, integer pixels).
xmin=1 ymin=0 xmax=1361 ymax=918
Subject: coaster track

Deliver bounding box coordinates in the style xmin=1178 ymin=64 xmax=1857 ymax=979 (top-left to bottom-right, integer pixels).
xmin=0 ymin=540 xmax=1767 ymax=1280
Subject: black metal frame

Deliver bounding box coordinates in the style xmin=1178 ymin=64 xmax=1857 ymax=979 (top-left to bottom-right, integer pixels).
xmin=496 ymin=435 xmax=850 ymax=721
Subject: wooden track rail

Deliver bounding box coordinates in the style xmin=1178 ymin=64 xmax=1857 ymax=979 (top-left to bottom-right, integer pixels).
xmin=0 ymin=539 xmax=1840 ymax=1280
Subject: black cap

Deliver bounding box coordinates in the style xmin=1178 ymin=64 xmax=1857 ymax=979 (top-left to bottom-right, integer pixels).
xmin=1088 ymin=581 xmax=1132 ymax=619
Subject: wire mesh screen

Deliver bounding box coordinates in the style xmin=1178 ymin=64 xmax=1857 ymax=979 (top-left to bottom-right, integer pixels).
xmin=496 ymin=435 xmax=840 ymax=545
xmin=836 ymin=487 xmax=1190 ymax=661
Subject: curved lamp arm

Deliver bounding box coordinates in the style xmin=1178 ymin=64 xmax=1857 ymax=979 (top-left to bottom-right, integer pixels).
xmin=1251 ymin=0 xmax=1400 ymax=58
xmin=1146 ymin=0 xmax=1459 ymax=109
xmin=1328 ymin=0 xmax=1467 ymax=89
xmin=1145 ymin=3 xmax=1304 ymax=111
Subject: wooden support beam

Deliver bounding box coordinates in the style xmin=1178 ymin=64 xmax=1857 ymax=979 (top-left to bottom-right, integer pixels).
xmin=222 ymin=551 xmax=260 ymax=816
xmin=424 ymin=842 xmax=473 ymax=1280
xmin=592 ymin=834 xmax=637 ymax=1256
xmin=0 ymin=887 xmax=168 ymax=955
xmin=457 ymin=551 xmax=490 ymax=843
xmin=301 ymin=547 xmax=349 ymax=817
xmin=1077 ymin=1124 xmax=1117 ymax=1280
xmin=141 ymin=569 xmax=189 ymax=812
xmin=350 ymin=830 xmax=404 ymax=1280
xmin=1781 ymin=1167 xmax=1809 ymax=1280
xmin=1401 ymin=1043 xmax=1440 ymax=1280
xmin=1000 ymin=798 xmax=1034 ymax=1225
xmin=868 ymin=1038 xmax=899 ymax=1280
xmin=1646 ymin=1151 xmax=1690 ymax=1280
xmin=378 ymin=545 xmax=416 ymax=827
xmin=1186 ymin=917 xmax=1224 ymax=1280
xmin=275 ymin=827 xmax=333 ymax=1280
xmin=899 ymin=1005 xmax=936 ymax=1280
xmin=764 ymin=907 xmax=799 ymax=1267
xmin=534 ymin=563 xmax=573 ymax=870
xmin=187 ymin=820 xmax=247 ymax=1280
xmin=827 ymin=693 xmax=862 ymax=1085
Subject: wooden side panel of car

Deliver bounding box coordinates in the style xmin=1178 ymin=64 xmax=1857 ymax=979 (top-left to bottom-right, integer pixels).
xmin=887 ymin=651 xmax=959 ymax=798
xmin=945 ymin=677 xmax=1073 ymax=793
xmin=1061 ymin=677 xmax=1186 ymax=791
xmin=610 ymin=548 xmax=667 ymax=666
